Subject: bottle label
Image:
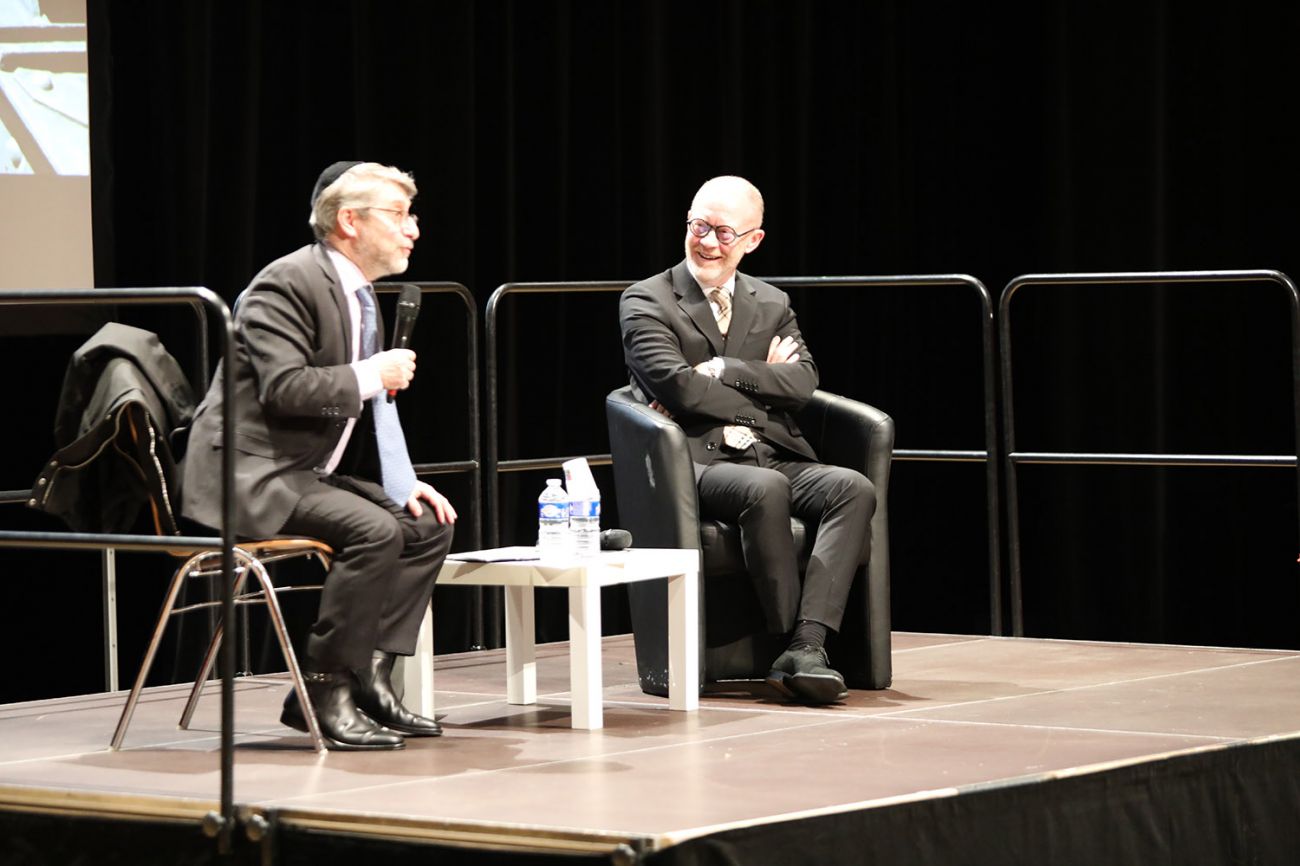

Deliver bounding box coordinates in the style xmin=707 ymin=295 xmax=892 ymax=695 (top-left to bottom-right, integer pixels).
xmin=571 ymin=499 xmax=601 ymax=519
xmin=539 ymin=502 xmax=569 ymax=520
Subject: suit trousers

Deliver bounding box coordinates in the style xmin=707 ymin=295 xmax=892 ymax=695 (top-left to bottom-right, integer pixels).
xmin=280 ymin=473 xmax=453 ymax=672
xmin=697 ymin=441 xmax=874 ymax=634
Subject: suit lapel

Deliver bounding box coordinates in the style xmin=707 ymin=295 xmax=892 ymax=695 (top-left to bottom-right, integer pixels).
xmin=672 ymin=261 xmax=724 ymax=356
xmin=726 ymin=274 xmax=757 ymax=352
xmin=312 ymin=244 xmax=353 ymax=359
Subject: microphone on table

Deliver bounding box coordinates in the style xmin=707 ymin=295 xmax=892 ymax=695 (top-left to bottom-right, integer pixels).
xmin=600 ymin=529 xmax=633 ymax=551
xmin=388 ymin=284 xmax=422 ymax=403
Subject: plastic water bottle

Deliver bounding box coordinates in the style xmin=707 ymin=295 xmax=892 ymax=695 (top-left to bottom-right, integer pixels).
xmin=570 ymin=489 xmax=601 ymax=558
xmin=537 ymin=479 xmax=570 ymax=558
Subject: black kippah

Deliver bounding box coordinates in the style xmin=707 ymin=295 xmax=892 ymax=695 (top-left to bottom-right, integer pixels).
xmin=310 ymin=160 xmax=363 ymax=208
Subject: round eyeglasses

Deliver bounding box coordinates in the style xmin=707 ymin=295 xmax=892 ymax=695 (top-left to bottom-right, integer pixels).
xmin=686 ymin=218 xmax=758 ymax=245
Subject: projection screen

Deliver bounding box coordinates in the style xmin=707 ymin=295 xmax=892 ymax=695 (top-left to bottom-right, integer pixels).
xmin=0 ymin=0 xmax=90 ymax=292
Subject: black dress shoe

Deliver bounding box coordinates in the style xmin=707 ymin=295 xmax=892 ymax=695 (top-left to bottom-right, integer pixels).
xmin=352 ymin=651 xmax=443 ymax=737
xmin=281 ymin=672 xmax=405 ymax=751
xmin=765 ymin=644 xmax=848 ymax=705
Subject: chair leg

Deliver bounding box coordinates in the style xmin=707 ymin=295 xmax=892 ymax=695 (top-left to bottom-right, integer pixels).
xmin=178 ymin=560 xmax=250 ymax=731
xmin=245 ymin=554 xmax=327 ymax=753
xmin=111 ymin=551 xmax=212 ymax=750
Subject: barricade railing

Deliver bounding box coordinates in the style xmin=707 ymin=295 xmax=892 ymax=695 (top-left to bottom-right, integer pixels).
xmin=998 ymin=269 xmax=1300 ymax=636
xmin=0 ymin=299 xmax=210 ymax=692
xmin=0 ymin=282 xmax=479 ymax=852
xmin=484 ymin=282 xmax=629 ymax=646
xmin=0 ymin=286 xmax=241 ymax=853
xmin=375 ymin=282 xmax=485 ymax=645
xmin=486 ymin=275 xmax=1004 ymax=638
xmin=766 ymin=275 xmax=1002 ymax=633
xmin=0 ymin=283 xmax=483 ymax=679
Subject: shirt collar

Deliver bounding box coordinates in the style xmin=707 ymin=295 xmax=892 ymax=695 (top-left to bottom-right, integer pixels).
xmin=323 ymin=244 xmax=369 ymax=296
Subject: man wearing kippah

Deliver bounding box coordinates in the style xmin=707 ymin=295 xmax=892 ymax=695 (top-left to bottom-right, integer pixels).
xmin=619 ymin=176 xmax=875 ymax=705
xmin=182 ymin=162 xmax=454 ymax=750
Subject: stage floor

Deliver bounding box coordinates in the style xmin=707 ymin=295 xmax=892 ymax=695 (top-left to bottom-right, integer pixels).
xmin=3 ymin=632 xmax=1300 ymax=859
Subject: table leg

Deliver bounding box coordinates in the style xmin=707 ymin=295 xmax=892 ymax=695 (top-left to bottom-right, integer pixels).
xmin=403 ymin=601 xmax=435 ymax=718
xmin=568 ymin=581 xmax=603 ymax=729
xmin=668 ymin=567 xmax=700 ymax=712
xmin=505 ymin=585 xmax=536 ymax=705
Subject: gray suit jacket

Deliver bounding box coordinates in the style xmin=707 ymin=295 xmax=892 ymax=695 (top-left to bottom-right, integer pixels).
xmin=619 ymin=260 xmax=819 ymax=467
xmin=182 ymin=243 xmax=378 ymax=537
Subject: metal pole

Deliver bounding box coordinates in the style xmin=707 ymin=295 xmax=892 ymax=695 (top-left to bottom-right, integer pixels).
xmin=101 ymin=548 xmax=117 ymax=692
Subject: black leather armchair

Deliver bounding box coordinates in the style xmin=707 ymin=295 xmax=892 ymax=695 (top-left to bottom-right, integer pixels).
xmin=605 ymin=385 xmax=893 ymax=695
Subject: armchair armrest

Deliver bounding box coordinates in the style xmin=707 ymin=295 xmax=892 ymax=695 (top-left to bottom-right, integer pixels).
xmin=605 ymin=386 xmax=702 ymax=552
xmin=798 ymin=390 xmax=893 ymax=565
xmin=798 ymin=390 xmax=894 ymax=492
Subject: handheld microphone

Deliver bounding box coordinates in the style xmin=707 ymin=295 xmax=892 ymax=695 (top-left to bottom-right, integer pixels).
xmin=599 ymin=528 xmax=633 ymax=551
xmin=387 ymin=284 xmax=422 ymax=402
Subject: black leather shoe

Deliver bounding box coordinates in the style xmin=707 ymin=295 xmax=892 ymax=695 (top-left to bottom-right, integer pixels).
xmin=352 ymin=651 xmax=443 ymax=737
xmin=765 ymin=644 xmax=848 ymax=705
xmin=281 ymin=672 xmax=406 ymax=751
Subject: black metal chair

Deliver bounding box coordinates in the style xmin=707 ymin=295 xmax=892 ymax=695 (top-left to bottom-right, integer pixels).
xmin=605 ymin=385 xmax=893 ymax=695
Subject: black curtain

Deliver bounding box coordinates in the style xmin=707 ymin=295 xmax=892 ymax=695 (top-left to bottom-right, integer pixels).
xmin=5 ymin=0 xmax=1295 ymax=702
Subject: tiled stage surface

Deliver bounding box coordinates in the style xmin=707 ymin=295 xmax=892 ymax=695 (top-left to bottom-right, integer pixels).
xmin=2 ymin=632 xmax=1299 ymax=857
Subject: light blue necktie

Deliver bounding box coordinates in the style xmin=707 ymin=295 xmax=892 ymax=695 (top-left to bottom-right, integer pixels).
xmin=357 ymin=285 xmax=418 ymax=506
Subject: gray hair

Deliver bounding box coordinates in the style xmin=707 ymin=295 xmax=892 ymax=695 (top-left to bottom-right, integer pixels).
xmin=309 ymin=163 xmax=417 ymax=241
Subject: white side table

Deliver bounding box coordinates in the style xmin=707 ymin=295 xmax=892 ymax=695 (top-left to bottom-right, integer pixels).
xmin=403 ymin=548 xmax=699 ymax=730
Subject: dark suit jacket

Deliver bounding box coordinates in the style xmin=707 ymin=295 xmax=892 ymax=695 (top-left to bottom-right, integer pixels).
xmin=619 ymin=260 xmax=820 ymax=467
xmin=182 ymin=243 xmax=380 ymax=537
xmin=32 ymin=323 xmax=195 ymax=534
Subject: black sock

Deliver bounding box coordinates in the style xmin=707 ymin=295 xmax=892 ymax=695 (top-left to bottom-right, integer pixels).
xmin=790 ymin=620 xmax=828 ymax=649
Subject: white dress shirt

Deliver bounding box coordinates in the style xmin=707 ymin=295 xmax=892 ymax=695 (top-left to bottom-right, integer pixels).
xmin=321 ymin=246 xmax=385 ymax=475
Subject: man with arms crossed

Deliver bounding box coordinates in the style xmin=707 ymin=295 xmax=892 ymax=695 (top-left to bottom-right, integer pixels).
xmin=619 ymin=175 xmax=874 ymax=704
xmin=183 ymin=162 xmax=455 ymax=749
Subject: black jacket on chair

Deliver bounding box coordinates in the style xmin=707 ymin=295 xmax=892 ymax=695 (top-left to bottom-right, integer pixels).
xmin=29 ymin=323 xmax=195 ymax=534
xmin=606 ymin=385 xmax=894 ymax=694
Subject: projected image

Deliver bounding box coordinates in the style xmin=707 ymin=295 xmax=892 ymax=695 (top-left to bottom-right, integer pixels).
xmin=0 ymin=0 xmax=87 ymax=175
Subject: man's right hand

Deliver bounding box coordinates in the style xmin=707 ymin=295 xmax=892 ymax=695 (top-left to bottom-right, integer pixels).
xmin=373 ymin=348 xmax=417 ymax=391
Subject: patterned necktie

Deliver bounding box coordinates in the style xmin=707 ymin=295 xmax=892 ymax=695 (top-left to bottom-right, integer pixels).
xmin=709 ymin=286 xmax=731 ymax=336
xmin=357 ymin=285 xmax=418 ymax=506
xmin=705 ymin=286 xmax=755 ymax=451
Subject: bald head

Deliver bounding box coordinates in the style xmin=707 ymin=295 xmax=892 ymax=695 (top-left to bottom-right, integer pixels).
xmin=691 ymin=176 xmax=764 ymax=228
xmin=684 ymin=175 xmax=767 ymax=289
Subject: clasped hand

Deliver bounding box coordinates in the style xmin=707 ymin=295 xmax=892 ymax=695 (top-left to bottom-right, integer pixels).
xmin=650 ymin=336 xmax=801 ymax=419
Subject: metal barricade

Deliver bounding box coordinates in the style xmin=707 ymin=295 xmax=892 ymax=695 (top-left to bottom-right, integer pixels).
xmin=766 ymin=275 xmax=1002 ymax=633
xmin=485 ymin=275 xmax=1004 ymax=638
xmin=0 ymin=299 xmax=210 ymax=692
xmin=484 ymin=281 xmax=629 ymax=646
xmin=375 ymin=281 xmax=485 ymax=645
xmin=998 ymin=270 xmax=1300 ymax=636
xmin=0 ymin=286 xmax=240 ymax=853
xmin=0 ymin=281 xmax=481 ymax=853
